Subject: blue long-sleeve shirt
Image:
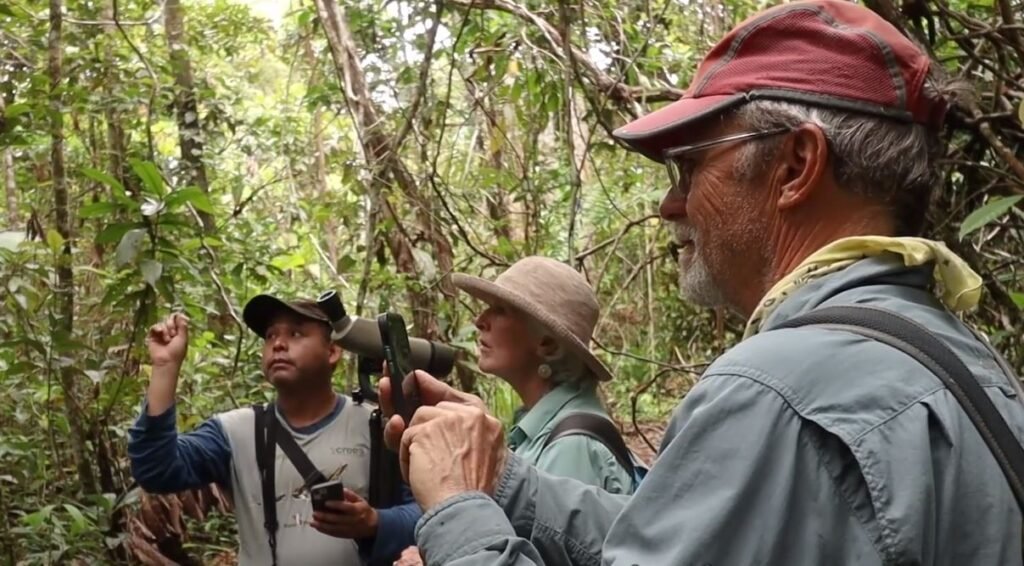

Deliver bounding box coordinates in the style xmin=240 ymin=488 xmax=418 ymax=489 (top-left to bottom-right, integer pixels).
xmin=128 ymin=398 xmax=419 ymax=565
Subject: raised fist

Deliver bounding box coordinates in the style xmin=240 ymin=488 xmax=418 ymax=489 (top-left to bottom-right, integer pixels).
xmin=146 ymin=313 xmax=189 ymax=369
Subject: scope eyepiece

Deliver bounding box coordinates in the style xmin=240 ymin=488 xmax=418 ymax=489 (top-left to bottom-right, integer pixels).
xmin=317 ymin=290 xmax=347 ymax=323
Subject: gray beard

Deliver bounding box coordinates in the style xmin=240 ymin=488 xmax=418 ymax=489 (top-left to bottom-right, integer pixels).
xmin=677 ymin=246 xmax=729 ymax=308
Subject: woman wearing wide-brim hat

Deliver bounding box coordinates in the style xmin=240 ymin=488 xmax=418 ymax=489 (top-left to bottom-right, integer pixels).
xmin=452 ymin=256 xmax=635 ymax=495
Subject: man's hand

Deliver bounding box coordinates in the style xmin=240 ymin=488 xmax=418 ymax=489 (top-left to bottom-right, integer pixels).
xmin=400 ymin=402 xmax=508 ymax=510
xmin=311 ymin=488 xmax=379 ymax=540
xmin=144 ymin=313 xmax=189 ymax=416
xmin=393 ymin=546 xmax=424 ymax=566
xmin=147 ymin=313 xmax=189 ymax=369
xmin=379 ymin=367 xmax=486 ymax=451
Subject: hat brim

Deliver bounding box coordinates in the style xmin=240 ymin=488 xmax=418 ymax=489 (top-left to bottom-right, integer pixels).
xmin=613 ymin=93 xmax=746 ymax=162
xmin=453 ymin=273 xmax=614 ymax=382
xmin=242 ymin=295 xmax=326 ymax=338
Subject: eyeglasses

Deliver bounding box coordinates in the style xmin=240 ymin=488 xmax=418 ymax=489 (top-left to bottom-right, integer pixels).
xmin=663 ymin=127 xmax=791 ymax=193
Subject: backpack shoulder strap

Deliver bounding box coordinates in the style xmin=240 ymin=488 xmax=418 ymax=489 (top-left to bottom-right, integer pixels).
xmin=776 ymin=305 xmax=1024 ymax=511
xmin=542 ymin=412 xmax=634 ymax=474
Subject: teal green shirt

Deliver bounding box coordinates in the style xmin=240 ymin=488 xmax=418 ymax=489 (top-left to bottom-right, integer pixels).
xmin=507 ymin=380 xmax=634 ymax=495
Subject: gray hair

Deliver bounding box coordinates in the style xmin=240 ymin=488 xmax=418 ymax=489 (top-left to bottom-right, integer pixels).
xmin=732 ymin=69 xmax=966 ymax=236
xmin=527 ymin=319 xmax=593 ymax=384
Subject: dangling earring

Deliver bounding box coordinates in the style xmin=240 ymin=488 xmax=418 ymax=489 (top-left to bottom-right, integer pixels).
xmin=538 ymin=364 xmax=552 ymax=379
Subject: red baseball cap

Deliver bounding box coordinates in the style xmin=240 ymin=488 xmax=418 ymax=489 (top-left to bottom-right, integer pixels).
xmin=613 ymin=0 xmax=948 ymax=162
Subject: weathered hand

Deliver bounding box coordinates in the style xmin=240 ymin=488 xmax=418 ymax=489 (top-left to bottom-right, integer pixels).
xmin=379 ymin=367 xmax=487 ymax=452
xmin=400 ymin=401 xmax=508 ymax=511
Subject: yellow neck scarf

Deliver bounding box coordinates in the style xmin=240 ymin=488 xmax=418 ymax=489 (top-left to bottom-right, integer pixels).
xmin=743 ymin=236 xmax=983 ymax=339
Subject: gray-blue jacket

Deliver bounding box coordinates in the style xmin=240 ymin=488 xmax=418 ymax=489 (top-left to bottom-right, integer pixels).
xmin=414 ymin=255 xmax=1024 ymax=565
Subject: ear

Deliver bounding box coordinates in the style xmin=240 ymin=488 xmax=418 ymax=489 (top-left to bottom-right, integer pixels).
xmin=328 ymin=342 xmax=343 ymax=366
xmin=535 ymin=335 xmax=559 ymax=359
xmin=774 ymin=123 xmax=830 ymax=210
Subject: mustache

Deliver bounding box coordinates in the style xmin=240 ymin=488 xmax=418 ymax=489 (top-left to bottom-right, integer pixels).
xmin=673 ymin=224 xmax=697 ymax=243
xmin=668 ymin=225 xmax=697 ymax=261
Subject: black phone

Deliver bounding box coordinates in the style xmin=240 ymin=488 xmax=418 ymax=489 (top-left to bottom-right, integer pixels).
xmin=377 ymin=311 xmax=419 ymax=423
xmin=310 ymin=479 xmax=344 ymax=513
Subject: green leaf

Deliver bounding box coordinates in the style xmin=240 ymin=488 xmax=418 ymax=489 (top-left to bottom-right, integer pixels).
xmin=129 ymin=159 xmax=166 ymax=197
xmin=96 ymin=222 xmax=139 ymax=245
xmin=165 ymin=186 xmax=215 ymax=214
xmin=4 ymin=103 xmax=31 ymax=118
xmin=63 ymin=504 xmax=89 ymax=533
xmin=81 ymin=167 xmax=126 ymax=196
xmin=0 ymin=4 xmax=16 ymax=17
xmin=1011 ymin=292 xmax=1024 ymax=310
xmin=959 ymin=195 xmax=1023 ymax=238
xmin=79 ymin=201 xmax=121 ymax=219
xmin=22 ymin=505 xmax=54 ymax=528
xmin=139 ymin=259 xmax=163 ymax=287
xmin=115 ymin=229 xmax=147 ymax=267
xmin=45 ymin=229 xmax=64 ymax=253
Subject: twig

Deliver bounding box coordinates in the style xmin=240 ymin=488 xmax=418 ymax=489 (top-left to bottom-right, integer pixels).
xmin=112 ymin=0 xmax=157 ymax=161
xmin=575 ymin=213 xmax=658 ymax=262
xmin=392 ymin=0 xmax=443 ymax=151
xmin=446 ymin=0 xmax=684 ymax=104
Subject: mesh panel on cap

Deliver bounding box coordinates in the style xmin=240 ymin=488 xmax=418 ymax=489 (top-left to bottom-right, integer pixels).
xmin=697 ymin=10 xmax=903 ymax=109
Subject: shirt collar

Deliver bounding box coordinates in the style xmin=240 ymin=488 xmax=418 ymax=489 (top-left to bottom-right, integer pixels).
xmin=511 ymin=380 xmax=590 ymax=443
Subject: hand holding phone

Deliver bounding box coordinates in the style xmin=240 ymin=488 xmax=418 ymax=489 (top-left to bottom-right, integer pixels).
xmin=310 ymin=479 xmax=345 ymax=513
xmin=378 ymin=312 xmax=420 ymax=424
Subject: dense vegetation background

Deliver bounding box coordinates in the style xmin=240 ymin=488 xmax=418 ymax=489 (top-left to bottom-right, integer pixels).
xmin=0 ymin=0 xmax=1021 ymax=562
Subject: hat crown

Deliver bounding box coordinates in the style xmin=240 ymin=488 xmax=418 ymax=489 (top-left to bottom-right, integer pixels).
xmin=690 ymin=0 xmax=942 ymax=126
xmin=492 ymin=257 xmax=599 ymax=345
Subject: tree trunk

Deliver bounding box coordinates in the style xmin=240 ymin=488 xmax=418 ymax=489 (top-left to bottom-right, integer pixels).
xmin=0 ymin=95 xmax=16 ymax=227
xmin=49 ymin=0 xmax=99 ymax=495
xmin=313 ymin=0 xmax=456 ymax=340
xmin=164 ymin=0 xmax=214 ymax=232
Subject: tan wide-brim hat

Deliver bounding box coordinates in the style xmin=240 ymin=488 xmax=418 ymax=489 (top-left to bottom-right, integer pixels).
xmin=452 ymin=256 xmax=613 ymax=382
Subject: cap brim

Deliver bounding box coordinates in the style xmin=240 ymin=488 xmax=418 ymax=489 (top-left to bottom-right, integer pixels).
xmin=613 ymin=93 xmax=746 ymax=162
xmin=242 ymin=295 xmax=326 ymax=337
xmin=452 ymin=273 xmax=614 ymax=382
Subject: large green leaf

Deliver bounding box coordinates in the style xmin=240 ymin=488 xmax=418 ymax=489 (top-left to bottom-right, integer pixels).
xmin=129 ymin=159 xmax=166 ymax=197
xmin=165 ymin=186 xmax=216 ymax=214
xmin=78 ymin=201 xmax=121 ymax=219
xmin=81 ymin=167 xmax=126 ymax=197
xmin=96 ymin=222 xmax=140 ymax=245
xmin=959 ymin=195 xmax=1023 ymax=239
xmin=1011 ymin=292 xmax=1024 ymax=310
xmin=3 ymin=102 xmax=31 ymax=118
xmin=45 ymin=229 xmax=64 ymax=253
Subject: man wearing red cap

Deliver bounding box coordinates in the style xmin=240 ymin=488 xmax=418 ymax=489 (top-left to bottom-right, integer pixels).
xmin=380 ymin=1 xmax=1024 ymax=564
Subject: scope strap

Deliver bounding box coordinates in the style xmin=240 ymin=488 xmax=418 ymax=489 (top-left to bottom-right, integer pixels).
xmin=776 ymin=305 xmax=1024 ymax=511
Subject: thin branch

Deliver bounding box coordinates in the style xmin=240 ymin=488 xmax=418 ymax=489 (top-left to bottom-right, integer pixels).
xmin=575 ymin=214 xmax=658 ymax=262
xmin=446 ymin=0 xmax=684 ymax=105
xmin=393 ymin=0 xmax=443 ymax=151
xmin=112 ymin=0 xmax=157 ymax=161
